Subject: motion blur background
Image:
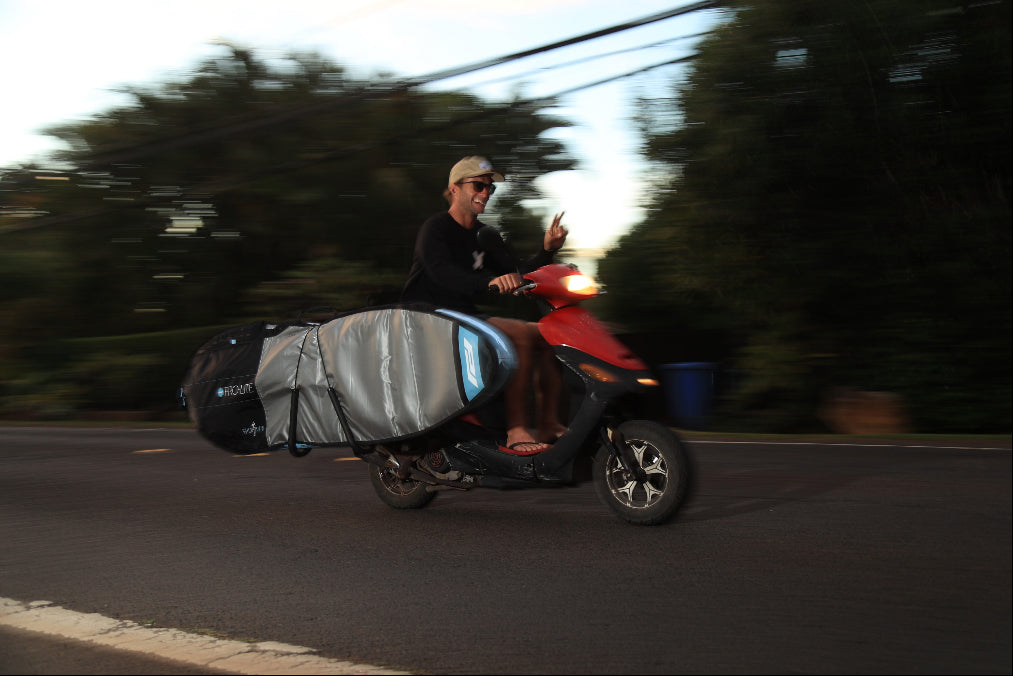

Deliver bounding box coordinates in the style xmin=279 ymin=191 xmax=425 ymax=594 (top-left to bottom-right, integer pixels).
xmin=1 ymin=0 xmax=1009 ymax=434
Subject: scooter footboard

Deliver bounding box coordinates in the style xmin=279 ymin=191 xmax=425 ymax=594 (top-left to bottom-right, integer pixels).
xmin=532 ymin=396 xmax=607 ymax=480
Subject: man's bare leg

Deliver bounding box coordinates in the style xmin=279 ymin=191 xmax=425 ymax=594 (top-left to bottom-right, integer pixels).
xmin=533 ymin=328 xmax=568 ymax=443
xmin=487 ymin=317 xmax=549 ymax=451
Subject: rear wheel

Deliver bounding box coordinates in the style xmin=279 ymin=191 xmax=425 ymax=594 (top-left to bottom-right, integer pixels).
xmin=368 ymin=461 xmax=436 ymax=510
xmin=592 ymin=420 xmax=691 ymax=525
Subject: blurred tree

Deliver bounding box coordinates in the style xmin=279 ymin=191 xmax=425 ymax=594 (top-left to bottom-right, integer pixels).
xmin=0 ymin=46 xmax=574 ymax=416
xmin=601 ymin=0 xmax=1011 ymax=431
xmin=6 ymin=47 xmax=573 ymax=329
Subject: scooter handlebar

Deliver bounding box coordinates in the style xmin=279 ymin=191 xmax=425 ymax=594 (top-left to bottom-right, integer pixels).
xmin=488 ymin=282 xmax=538 ymax=296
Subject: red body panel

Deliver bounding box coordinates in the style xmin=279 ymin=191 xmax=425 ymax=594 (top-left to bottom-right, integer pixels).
xmin=538 ymin=306 xmax=649 ymax=370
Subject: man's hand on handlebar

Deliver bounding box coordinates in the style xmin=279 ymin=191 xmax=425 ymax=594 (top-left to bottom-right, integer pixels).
xmin=488 ymin=272 xmax=530 ymax=295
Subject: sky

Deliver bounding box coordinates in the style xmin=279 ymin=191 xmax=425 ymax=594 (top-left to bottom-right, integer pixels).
xmin=0 ymin=0 xmax=724 ymax=251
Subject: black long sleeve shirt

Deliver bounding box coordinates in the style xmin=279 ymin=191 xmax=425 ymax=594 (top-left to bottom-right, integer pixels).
xmin=401 ymin=211 xmax=554 ymax=315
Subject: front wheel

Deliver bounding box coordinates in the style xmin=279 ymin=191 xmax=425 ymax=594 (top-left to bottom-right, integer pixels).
xmin=593 ymin=420 xmax=692 ymax=525
xmin=368 ymin=461 xmax=437 ymax=510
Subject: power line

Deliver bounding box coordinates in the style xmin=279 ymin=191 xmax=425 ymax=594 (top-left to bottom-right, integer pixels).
xmin=402 ymin=1 xmax=721 ymax=86
xmin=178 ymin=53 xmax=703 ymax=196
xmin=67 ymin=1 xmax=722 ymax=169
xmin=2 ymin=2 xmax=723 ymax=233
xmin=1 ymin=51 xmax=702 ymax=235
xmin=445 ymin=30 xmax=712 ymax=94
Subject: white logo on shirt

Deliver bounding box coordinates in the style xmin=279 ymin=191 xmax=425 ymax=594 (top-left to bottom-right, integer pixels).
xmin=472 ymin=250 xmax=485 ymax=270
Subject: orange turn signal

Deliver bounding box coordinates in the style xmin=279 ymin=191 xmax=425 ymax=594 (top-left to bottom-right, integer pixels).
xmin=579 ymin=363 xmax=617 ymax=382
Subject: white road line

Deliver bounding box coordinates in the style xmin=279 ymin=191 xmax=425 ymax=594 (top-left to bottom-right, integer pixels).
xmin=687 ymin=439 xmax=1010 ymax=451
xmin=0 ymin=597 xmax=408 ymax=675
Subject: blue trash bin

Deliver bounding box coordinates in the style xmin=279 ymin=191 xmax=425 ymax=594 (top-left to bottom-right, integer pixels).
xmin=660 ymin=362 xmax=716 ymax=430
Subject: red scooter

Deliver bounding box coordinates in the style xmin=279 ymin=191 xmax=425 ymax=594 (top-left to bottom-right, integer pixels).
xmin=359 ymin=227 xmax=693 ymax=525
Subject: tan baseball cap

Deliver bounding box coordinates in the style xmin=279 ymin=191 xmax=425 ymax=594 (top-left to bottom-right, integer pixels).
xmin=448 ymin=156 xmax=504 ymax=187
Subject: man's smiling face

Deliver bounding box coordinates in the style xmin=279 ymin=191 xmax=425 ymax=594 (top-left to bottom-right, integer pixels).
xmin=456 ymin=176 xmax=495 ymax=215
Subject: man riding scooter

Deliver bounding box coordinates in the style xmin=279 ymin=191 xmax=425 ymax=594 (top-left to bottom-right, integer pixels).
xmin=401 ymin=156 xmax=569 ymax=452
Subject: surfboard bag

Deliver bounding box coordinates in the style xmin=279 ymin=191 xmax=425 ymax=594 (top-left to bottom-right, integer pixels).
xmin=178 ymin=306 xmax=517 ymax=454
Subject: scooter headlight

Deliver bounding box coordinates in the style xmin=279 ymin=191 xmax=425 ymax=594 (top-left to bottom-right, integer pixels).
xmin=563 ymin=274 xmax=597 ymax=296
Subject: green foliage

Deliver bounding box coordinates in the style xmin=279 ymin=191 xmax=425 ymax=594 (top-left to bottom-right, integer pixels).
xmin=602 ymin=0 xmax=1011 ymax=432
xmin=0 ymin=45 xmax=575 ymax=418
xmin=2 ymin=325 xmax=231 ymax=418
xmin=239 ymin=256 xmax=407 ymax=319
xmin=5 ymin=46 xmax=573 ymax=329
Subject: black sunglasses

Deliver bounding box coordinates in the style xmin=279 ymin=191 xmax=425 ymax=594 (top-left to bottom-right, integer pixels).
xmin=460 ymin=180 xmax=496 ymax=195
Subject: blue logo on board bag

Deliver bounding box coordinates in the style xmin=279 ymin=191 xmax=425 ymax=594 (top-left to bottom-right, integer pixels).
xmin=217 ymin=383 xmax=254 ymax=398
xmin=458 ymin=327 xmax=484 ymax=401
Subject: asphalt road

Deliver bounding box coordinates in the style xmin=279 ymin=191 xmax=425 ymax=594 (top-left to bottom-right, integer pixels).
xmin=1 ymin=425 xmax=1009 ymax=674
